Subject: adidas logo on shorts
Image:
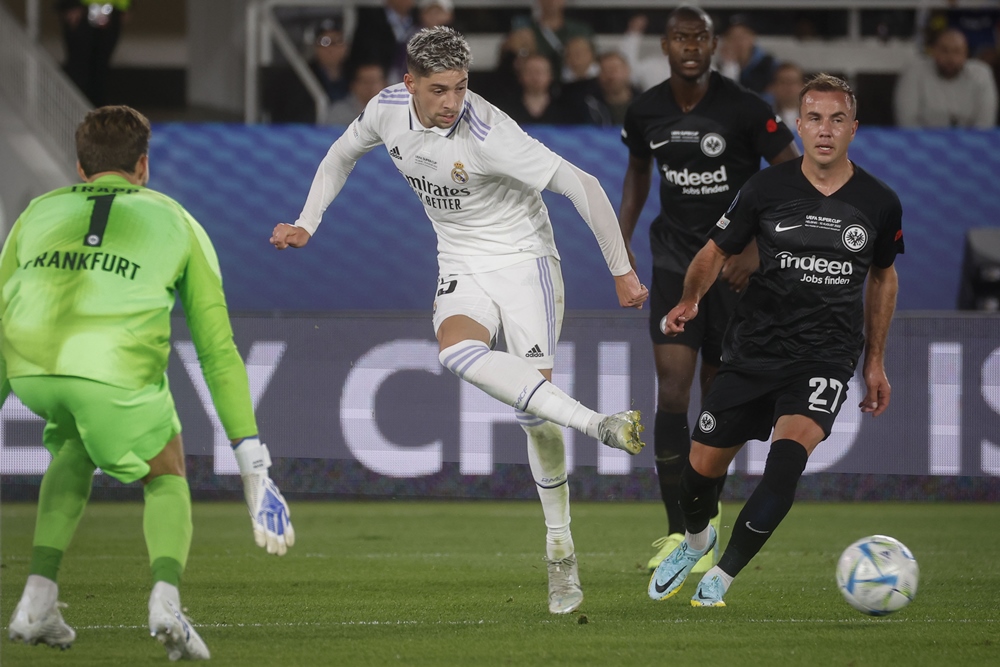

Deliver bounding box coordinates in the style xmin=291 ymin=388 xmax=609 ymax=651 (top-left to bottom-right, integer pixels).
xmin=389 ymin=146 xmax=402 ymax=160
xmin=525 ymin=344 xmax=544 ymax=358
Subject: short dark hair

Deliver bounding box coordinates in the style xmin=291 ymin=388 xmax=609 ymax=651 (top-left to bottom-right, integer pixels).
xmin=799 ymin=73 xmax=857 ymax=117
xmin=666 ymin=5 xmax=714 ymax=37
xmin=76 ymin=105 xmax=151 ymax=177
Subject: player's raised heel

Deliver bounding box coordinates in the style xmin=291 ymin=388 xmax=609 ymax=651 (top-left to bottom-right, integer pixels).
xmin=646 ymin=533 xmax=684 ymax=573
xmin=547 ymin=554 xmax=584 ymax=614
xmin=8 ymin=598 xmax=76 ymax=650
xmin=648 ymin=525 xmax=717 ymax=601
xmin=598 ymin=410 xmax=645 ymax=455
xmin=691 ymin=574 xmax=727 ymax=607
xmin=148 ymin=583 xmax=210 ymax=661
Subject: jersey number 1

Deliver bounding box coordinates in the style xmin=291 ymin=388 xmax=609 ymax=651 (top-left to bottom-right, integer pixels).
xmin=83 ymin=194 xmax=116 ymax=247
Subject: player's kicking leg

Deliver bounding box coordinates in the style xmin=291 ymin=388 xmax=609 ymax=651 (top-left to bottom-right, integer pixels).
xmin=433 ymin=265 xmax=645 ymax=456
xmin=143 ymin=434 xmax=210 ymax=661
xmin=436 ymin=319 xmax=645 ymax=455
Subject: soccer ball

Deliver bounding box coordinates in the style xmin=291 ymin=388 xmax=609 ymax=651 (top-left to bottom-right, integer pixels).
xmin=836 ymin=535 xmax=919 ymax=616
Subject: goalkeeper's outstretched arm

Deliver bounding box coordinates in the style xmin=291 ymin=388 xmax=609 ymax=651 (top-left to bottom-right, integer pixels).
xmin=178 ymin=211 xmax=295 ymax=556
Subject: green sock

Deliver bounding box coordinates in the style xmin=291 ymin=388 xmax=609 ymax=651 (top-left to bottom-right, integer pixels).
xmin=31 ymin=440 xmax=97 ymax=580
xmin=143 ymin=474 xmax=192 ymax=587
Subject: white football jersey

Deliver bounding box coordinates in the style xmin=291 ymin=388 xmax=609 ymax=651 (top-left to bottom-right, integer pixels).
xmin=343 ymin=85 xmax=563 ymax=275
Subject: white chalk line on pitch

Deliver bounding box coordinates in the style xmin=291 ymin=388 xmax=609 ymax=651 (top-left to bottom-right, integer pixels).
xmin=56 ymin=617 xmax=997 ymax=631
xmin=62 ymin=620 xmax=498 ymax=630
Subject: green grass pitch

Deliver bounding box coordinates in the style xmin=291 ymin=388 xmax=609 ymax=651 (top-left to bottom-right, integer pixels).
xmin=2 ymin=500 xmax=997 ymax=666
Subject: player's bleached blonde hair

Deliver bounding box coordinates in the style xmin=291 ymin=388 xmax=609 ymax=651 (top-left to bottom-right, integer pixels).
xmin=406 ymin=26 xmax=473 ymax=78
xmin=799 ymin=73 xmax=858 ymax=118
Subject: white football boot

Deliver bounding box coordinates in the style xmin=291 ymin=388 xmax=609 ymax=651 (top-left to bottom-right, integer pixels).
xmin=546 ymin=554 xmax=584 ymax=614
xmin=597 ymin=410 xmax=645 ymax=455
xmin=8 ymin=576 xmax=75 ymax=649
xmin=148 ymin=582 xmax=210 ymax=661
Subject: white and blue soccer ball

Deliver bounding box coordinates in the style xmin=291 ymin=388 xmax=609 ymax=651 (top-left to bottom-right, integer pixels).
xmin=836 ymin=535 xmax=919 ymax=616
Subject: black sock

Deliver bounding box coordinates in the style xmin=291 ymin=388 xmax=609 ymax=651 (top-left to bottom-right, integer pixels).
xmin=654 ymin=411 xmax=690 ymax=534
xmin=718 ymin=439 xmax=808 ymax=577
xmin=714 ymin=473 xmax=727 ymax=517
xmin=679 ymin=463 xmax=723 ymax=534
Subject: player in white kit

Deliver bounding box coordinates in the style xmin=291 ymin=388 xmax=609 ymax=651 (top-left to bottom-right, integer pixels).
xmin=271 ymin=26 xmax=648 ymax=615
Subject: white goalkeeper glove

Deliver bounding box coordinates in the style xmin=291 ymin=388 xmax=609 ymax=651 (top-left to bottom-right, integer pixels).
xmin=233 ymin=437 xmax=295 ymax=556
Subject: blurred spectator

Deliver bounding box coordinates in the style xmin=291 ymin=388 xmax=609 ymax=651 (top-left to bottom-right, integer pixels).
xmin=347 ymin=0 xmax=418 ymax=84
xmin=619 ymin=14 xmax=670 ymax=92
xmin=500 ymin=53 xmax=574 ymax=125
xmin=511 ymin=0 xmax=594 ymax=81
xmin=768 ymin=62 xmax=805 ymax=129
xmin=265 ymin=18 xmax=350 ymax=124
xmin=575 ymin=51 xmax=638 ymax=126
xmin=894 ymin=28 xmax=998 ymax=128
xmin=418 ymin=0 xmax=453 ymax=29
xmin=923 ymin=5 xmax=999 ymax=64
xmin=324 ymin=63 xmax=388 ymax=126
xmin=718 ymin=14 xmax=778 ymax=94
xmin=793 ymin=15 xmax=820 ymax=41
xmin=489 ymin=26 xmax=537 ymax=102
xmin=562 ymin=35 xmax=599 ymax=83
xmin=311 ymin=19 xmax=351 ymax=105
xmin=57 ymin=0 xmax=131 ymax=106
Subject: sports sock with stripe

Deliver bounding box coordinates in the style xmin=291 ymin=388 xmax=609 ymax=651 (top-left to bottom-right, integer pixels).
xmin=31 ymin=440 xmax=97 ymax=581
xmin=439 ymin=341 xmax=602 ymax=437
xmin=653 ymin=411 xmax=690 ymax=535
xmin=518 ymin=412 xmax=574 ymax=560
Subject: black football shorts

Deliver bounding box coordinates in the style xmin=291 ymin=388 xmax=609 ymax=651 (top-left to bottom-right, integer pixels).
xmin=649 ymin=266 xmax=741 ymax=365
xmin=693 ymin=362 xmax=856 ymax=448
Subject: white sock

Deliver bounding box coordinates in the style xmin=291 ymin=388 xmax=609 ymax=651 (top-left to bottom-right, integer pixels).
xmin=150 ymin=581 xmax=181 ymax=609
xmin=519 ymin=413 xmax=574 ymax=560
xmin=22 ymin=575 xmax=58 ymax=618
xmin=686 ymin=526 xmax=711 ymax=552
xmin=704 ymin=565 xmax=734 ymax=591
xmin=440 ymin=341 xmax=601 ymax=435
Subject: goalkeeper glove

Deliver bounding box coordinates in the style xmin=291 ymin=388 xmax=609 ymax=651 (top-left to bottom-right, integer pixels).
xmin=233 ymin=437 xmax=295 ymax=556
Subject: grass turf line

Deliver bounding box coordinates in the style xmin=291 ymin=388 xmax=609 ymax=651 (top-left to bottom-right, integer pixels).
xmin=2 ymin=501 xmax=996 ymax=666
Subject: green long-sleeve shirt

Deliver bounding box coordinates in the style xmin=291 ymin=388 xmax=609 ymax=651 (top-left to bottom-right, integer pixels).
xmin=0 ymin=174 xmax=256 ymax=439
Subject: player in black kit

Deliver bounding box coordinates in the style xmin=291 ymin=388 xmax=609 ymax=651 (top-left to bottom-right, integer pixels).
xmin=647 ymin=74 xmax=904 ymax=608
xmin=618 ymin=5 xmax=799 ymax=573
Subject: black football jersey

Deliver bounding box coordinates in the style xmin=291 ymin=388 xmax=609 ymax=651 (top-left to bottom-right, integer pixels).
xmin=711 ymin=158 xmax=904 ymax=372
xmin=621 ymin=71 xmax=795 ymax=274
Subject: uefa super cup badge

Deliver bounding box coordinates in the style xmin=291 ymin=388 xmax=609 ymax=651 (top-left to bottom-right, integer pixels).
xmin=451 ymin=161 xmax=469 ymax=184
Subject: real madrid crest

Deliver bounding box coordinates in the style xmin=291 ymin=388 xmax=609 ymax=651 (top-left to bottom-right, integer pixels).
xmin=451 ymin=161 xmax=469 ymax=185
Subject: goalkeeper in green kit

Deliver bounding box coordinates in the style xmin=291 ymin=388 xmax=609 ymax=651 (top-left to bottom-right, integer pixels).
xmin=1 ymin=106 xmax=294 ymax=661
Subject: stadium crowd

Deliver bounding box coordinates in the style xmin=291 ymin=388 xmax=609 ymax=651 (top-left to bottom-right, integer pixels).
xmin=261 ymin=0 xmax=1000 ymax=128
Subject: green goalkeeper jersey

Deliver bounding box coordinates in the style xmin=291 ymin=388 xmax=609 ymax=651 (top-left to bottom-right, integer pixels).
xmin=0 ymin=174 xmax=256 ymax=439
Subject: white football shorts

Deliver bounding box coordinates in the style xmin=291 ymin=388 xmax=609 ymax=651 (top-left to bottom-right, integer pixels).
xmin=432 ymin=255 xmax=564 ymax=370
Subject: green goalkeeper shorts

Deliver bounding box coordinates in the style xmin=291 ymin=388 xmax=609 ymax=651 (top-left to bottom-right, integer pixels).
xmin=10 ymin=374 xmax=182 ymax=484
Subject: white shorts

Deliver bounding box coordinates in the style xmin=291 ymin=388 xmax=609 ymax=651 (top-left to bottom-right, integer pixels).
xmin=432 ymin=256 xmax=564 ymax=370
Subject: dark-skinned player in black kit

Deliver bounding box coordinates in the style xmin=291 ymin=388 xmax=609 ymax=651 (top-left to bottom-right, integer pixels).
xmin=618 ymin=5 xmax=799 ymax=573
